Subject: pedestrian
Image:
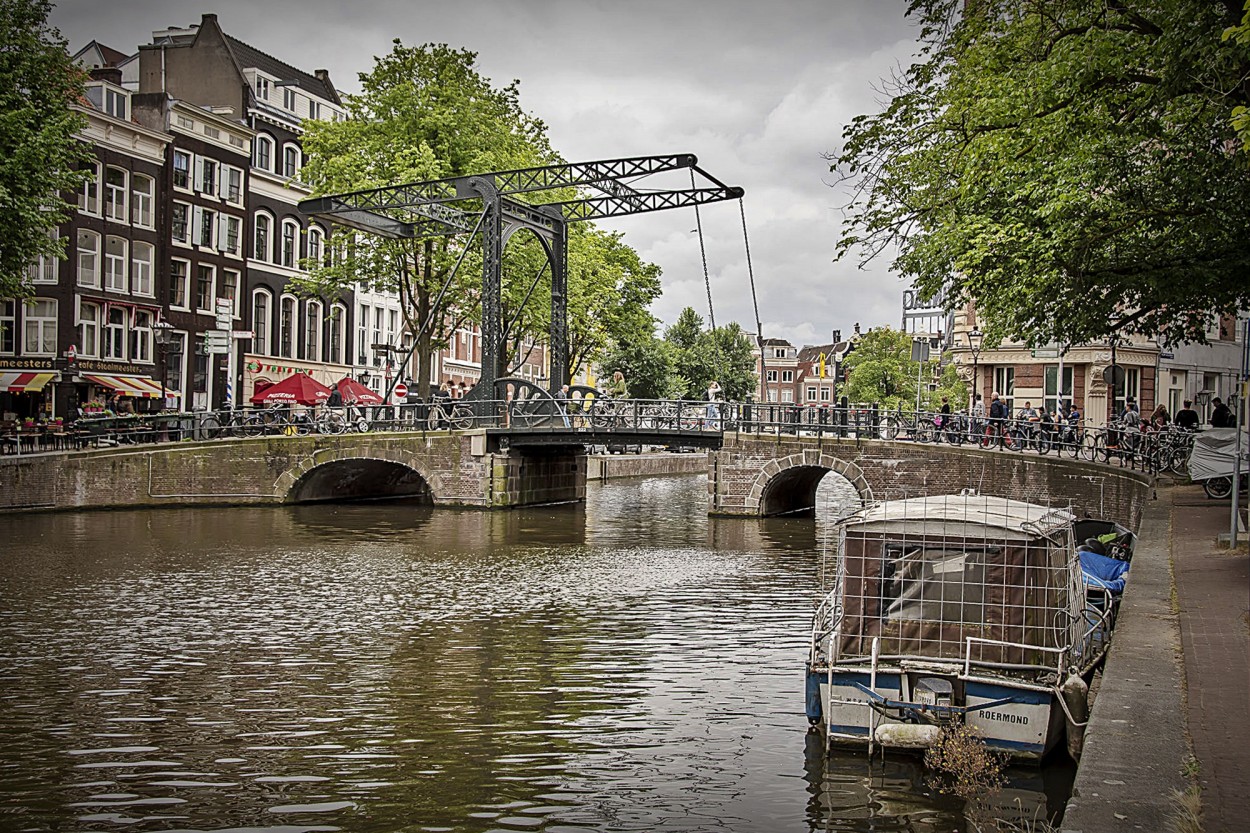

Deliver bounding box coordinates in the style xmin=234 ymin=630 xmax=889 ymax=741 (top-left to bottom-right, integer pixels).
xmin=554 ymin=383 xmax=572 ymax=427
xmin=1174 ymin=399 xmax=1200 ymax=431
xmin=605 ymin=370 xmax=627 ymax=399
xmin=705 ymin=380 xmax=723 ymax=423
xmin=1209 ymin=397 xmax=1232 ymax=428
xmin=988 ymin=392 xmax=1008 ymax=446
xmin=1149 ymin=404 xmax=1169 ymax=429
xmin=327 ymin=382 xmax=343 ymax=408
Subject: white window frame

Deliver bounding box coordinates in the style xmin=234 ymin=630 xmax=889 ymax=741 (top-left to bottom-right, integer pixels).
xmin=806 ymin=386 xmax=817 ymax=401
xmin=255 ymin=75 xmax=270 ymax=100
xmin=280 ymin=219 xmax=299 ymax=268
xmin=169 ymin=257 xmax=191 ymax=310
xmin=307 ymin=226 xmax=324 ymax=267
xmin=172 ymin=201 xmax=191 ymax=245
xmin=252 ymin=289 xmax=272 ymax=355
xmin=194 ymin=157 xmax=217 ymax=197
xmin=219 ymin=214 xmax=242 ymax=256
xmin=329 ymin=303 xmax=346 ymax=365
xmin=253 ymin=212 xmax=273 ymax=262
xmin=131 ymin=310 xmax=153 ymax=364
xmin=131 ymin=241 xmax=154 ymax=296
xmin=104 ymin=166 xmax=128 ymax=223
xmin=78 ymin=229 xmax=101 ymax=288
xmin=78 ymin=299 xmax=100 ymax=358
xmin=104 ymin=235 xmax=127 ymax=292
xmin=283 ymin=87 xmax=296 ymax=111
xmin=279 ymin=294 xmax=296 ymax=358
xmin=79 ymin=161 xmax=101 ymax=214
xmin=304 ymin=300 xmax=322 ymax=361
xmin=0 ymin=300 xmax=14 ymax=355
xmin=24 ymin=299 xmax=57 ymax=356
xmin=132 ymin=174 xmax=154 ymax=228
xmin=282 ymin=144 xmax=301 ymax=180
xmin=223 ymin=165 xmax=243 ymax=204
xmin=195 ymin=264 xmax=216 ymax=314
xmin=253 ymin=134 xmax=273 ymax=172
xmin=172 ymin=150 xmax=192 ymax=191
xmin=220 ymin=269 xmax=240 ymax=318
xmin=103 ymin=306 xmax=126 ymax=360
xmin=28 ymin=228 xmax=58 ymax=284
xmin=195 ymin=206 xmax=217 ymax=249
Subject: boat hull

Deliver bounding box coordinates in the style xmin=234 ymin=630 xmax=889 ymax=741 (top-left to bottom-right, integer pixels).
xmin=806 ymin=666 xmax=1065 ymax=763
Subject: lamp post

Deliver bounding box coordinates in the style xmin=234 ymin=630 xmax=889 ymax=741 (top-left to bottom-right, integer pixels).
xmin=154 ymin=321 xmax=175 ymax=410
xmin=966 ymin=328 xmax=984 ymax=412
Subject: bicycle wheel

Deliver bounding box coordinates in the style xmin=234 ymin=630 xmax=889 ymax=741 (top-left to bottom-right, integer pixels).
xmin=242 ymin=415 xmax=267 ymax=437
xmin=450 ymin=405 xmax=473 ymax=430
xmin=914 ymin=422 xmax=934 ymax=443
xmin=1064 ymin=431 xmax=1082 ymax=458
xmin=319 ymin=411 xmax=347 ymax=435
xmin=1203 ymin=476 xmax=1232 ymax=499
xmin=1036 ymin=433 xmax=1051 ymax=455
xmin=878 ymin=417 xmax=900 ymax=441
xmin=199 ymin=413 xmax=222 ymax=440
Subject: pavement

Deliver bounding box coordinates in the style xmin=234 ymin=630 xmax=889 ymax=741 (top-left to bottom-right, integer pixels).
xmin=1062 ymin=484 xmax=1249 ymax=833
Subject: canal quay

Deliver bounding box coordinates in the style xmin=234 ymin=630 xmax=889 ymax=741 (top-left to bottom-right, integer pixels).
xmin=0 ymin=471 xmax=1094 ymax=833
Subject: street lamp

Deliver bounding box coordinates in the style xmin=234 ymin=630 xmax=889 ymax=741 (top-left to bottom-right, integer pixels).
xmin=966 ymin=328 xmax=984 ymax=411
xmin=154 ymin=321 xmax=175 ymax=410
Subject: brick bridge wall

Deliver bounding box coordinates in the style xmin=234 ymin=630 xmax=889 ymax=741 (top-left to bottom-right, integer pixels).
xmin=710 ymin=433 xmax=1153 ymax=531
xmin=0 ymin=432 xmax=585 ymax=513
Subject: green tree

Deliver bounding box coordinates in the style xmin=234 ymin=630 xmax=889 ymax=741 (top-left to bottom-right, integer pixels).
xmin=842 ymin=328 xmax=933 ymax=412
xmin=663 ymin=307 xmax=707 ymax=396
xmin=0 ymin=0 xmax=89 ymax=297
xmin=300 ymin=42 xmax=555 ymax=396
xmin=925 ymin=363 xmax=968 ymax=413
xmin=833 ymin=0 xmax=1250 ymax=348
xmin=597 ymin=331 xmax=677 ymax=400
xmin=661 ymin=307 xmax=757 ymax=400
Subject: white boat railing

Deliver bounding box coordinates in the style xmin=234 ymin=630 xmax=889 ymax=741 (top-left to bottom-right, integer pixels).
xmin=961 ymin=636 xmax=1070 ymax=680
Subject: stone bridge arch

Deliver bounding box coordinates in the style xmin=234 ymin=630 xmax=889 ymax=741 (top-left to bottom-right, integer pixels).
xmin=749 ymin=450 xmax=873 ymax=517
xmin=277 ymin=447 xmax=447 ymax=504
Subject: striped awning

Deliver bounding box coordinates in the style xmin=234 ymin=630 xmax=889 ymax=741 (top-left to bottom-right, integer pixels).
xmin=0 ymin=371 xmax=56 ymax=393
xmin=82 ymin=373 xmax=167 ymax=399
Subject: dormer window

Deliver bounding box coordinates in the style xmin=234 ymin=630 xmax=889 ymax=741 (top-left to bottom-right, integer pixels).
xmin=283 ymin=87 xmax=296 ymax=111
xmin=85 ymin=83 xmax=127 ymax=120
xmin=255 ymin=76 xmax=270 ymax=100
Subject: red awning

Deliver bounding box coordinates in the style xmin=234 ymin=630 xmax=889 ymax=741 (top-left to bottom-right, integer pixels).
xmin=0 ymin=371 xmax=56 ymax=393
xmin=82 ymin=373 xmax=166 ymax=398
xmin=335 ymin=376 xmax=384 ymax=405
xmin=250 ymin=373 xmax=332 ymax=406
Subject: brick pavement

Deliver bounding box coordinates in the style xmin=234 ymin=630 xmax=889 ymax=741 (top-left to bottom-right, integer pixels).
xmin=1171 ymin=486 xmax=1250 ymax=833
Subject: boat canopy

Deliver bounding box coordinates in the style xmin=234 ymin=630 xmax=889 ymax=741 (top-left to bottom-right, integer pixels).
xmin=844 ymin=494 xmax=1074 ymax=541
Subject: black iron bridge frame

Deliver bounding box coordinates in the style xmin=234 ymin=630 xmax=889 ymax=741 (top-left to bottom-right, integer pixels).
xmin=299 ymin=154 xmax=743 ymax=401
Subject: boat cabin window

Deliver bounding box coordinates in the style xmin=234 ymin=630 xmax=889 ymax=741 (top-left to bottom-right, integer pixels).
xmin=881 ymin=543 xmax=1001 ymax=624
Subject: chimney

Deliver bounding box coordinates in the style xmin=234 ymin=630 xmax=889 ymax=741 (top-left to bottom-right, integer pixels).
xmin=832 ymin=329 xmax=841 ymax=344
xmin=89 ymin=67 xmax=123 ymax=85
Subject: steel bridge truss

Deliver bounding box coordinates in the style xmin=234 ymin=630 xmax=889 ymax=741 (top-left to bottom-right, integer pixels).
xmin=299 ymin=154 xmax=743 ymax=397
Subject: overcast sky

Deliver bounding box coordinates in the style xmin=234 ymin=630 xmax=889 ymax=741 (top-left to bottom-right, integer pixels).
xmin=52 ymin=0 xmax=922 ymax=347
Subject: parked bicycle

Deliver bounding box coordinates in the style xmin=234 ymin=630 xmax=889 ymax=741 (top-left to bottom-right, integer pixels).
xmin=426 ymin=397 xmax=474 ymax=430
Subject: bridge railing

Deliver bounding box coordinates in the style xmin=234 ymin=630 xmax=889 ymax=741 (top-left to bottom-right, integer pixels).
xmin=21 ymin=399 xmax=1195 ymax=475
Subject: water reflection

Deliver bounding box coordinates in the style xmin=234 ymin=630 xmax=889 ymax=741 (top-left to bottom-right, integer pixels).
xmin=0 ymin=472 xmax=1066 ymax=832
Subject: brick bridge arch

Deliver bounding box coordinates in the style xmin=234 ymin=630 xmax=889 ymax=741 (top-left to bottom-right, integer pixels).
xmin=276 ymin=447 xmax=447 ymax=503
xmin=712 ymin=434 xmax=1151 ymax=529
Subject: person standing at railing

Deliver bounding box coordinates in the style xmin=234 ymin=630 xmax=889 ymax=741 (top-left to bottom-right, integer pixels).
xmin=554 ymin=384 xmax=572 ymax=427
xmin=705 ymin=381 xmax=723 ymax=425
xmin=938 ymin=396 xmax=951 ymax=433
xmin=970 ymin=393 xmax=985 ymax=440
xmin=605 ymin=370 xmax=628 ymax=399
xmin=1175 ymin=400 xmax=1200 ymax=431
xmin=988 ymin=392 xmax=1008 ymax=447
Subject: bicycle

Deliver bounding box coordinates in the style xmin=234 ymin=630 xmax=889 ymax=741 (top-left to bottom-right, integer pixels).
xmin=427 ymin=397 xmax=474 ymax=430
xmin=197 ymin=408 xmax=256 ymax=439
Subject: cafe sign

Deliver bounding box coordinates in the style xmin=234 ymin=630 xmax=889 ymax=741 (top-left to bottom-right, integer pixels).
xmin=76 ymin=360 xmax=146 ymax=374
xmin=0 ymin=358 xmax=56 ymax=370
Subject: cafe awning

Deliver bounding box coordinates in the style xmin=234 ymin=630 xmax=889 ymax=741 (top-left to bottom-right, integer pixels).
xmin=0 ymin=371 xmax=56 ymax=393
xmin=81 ymin=373 xmax=167 ymax=399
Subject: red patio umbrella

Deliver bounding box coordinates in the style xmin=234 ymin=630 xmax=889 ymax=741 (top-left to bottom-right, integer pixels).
xmin=334 ymin=376 xmax=385 ymax=405
xmin=250 ymin=373 xmax=332 ymax=406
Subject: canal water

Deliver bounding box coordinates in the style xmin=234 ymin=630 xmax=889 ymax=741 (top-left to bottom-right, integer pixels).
xmin=0 ymin=474 xmax=1072 ymax=832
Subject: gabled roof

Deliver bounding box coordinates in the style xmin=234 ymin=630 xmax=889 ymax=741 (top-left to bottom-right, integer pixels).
xmin=73 ymin=41 xmax=132 ymax=69
xmin=760 ymin=337 xmax=793 ymax=346
xmin=222 ymin=33 xmax=340 ymax=105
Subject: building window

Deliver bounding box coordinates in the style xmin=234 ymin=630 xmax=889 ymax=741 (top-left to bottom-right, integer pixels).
xmin=773 ymin=348 xmax=787 ymax=359
xmin=255 ymin=76 xmax=270 ymax=100
xmin=304 ymin=300 xmax=322 ymax=361
xmin=131 ymin=241 xmax=154 ymax=296
xmin=195 ymin=264 xmax=215 ymax=313
xmin=0 ymin=301 xmax=14 ymax=354
xmin=104 ymin=235 xmax=127 ymax=292
xmin=195 ymin=158 xmax=217 ymax=196
xmin=166 ymin=331 xmax=186 ymax=397
xmin=821 ymin=387 xmax=831 ymax=402
xmin=77 ymin=227 xmax=101 ymax=285
xmin=329 ymin=304 xmax=345 ymax=364
xmin=308 ymin=100 xmax=320 ymax=120
xmin=281 ymin=220 xmax=298 ymax=267
xmin=254 ymin=213 xmax=271 ymax=261
xmin=765 ymin=369 xmax=778 ymax=383
xmin=79 ymin=161 xmax=100 ymax=214
xmin=781 ymin=388 xmax=794 ymax=403
xmin=221 ymin=269 xmax=240 ymax=317
xmin=78 ymin=300 xmax=100 ymax=358
xmin=994 ymin=367 xmax=1015 ymax=411
xmin=172 ymin=202 xmax=190 ymax=244
xmin=132 ymin=174 xmax=154 ymax=227
xmin=102 ymin=87 xmax=127 ymax=120
xmin=1044 ymin=365 xmax=1074 ymax=416
xmin=27 ymin=229 xmax=57 ymax=284
xmin=282 ymin=145 xmax=300 ymax=179
xmin=279 ymin=295 xmax=295 ymax=358
xmin=806 ymin=386 xmax=817 ymax=401
xmin=170 ymin=259 xmax=190 ymax=309
xmin=103 ymin=307 xmax=126 ymax=360
xmin=307 ymin=226 xmax=323 ymax=266
xmin=197 ymin=207 xmax=216 ymax=248
xmin=283 ymin=87 xmax=296 ymax=110
xmin=172 ymin=150 xmax=191 ymax=190
xmin=104 ymin=167 xmax=128 ymax=223
xmin=253 ymin=135 xmax=273 ymax=172
xmin=252 ymin=290 xmax=271 ymax=355
xmin=1114 ymin=368 xmax=1141 ymax=404
xmin=24 ymin=299 xmax=56 ymax=355
xmin=219 ymin=214 xmax=241 ymax=255
xmin=782 ymin=370 xmax=794 ymax=383
xmin=131 ymin=310 xmax=153 ymax=363
xmin=222 ymin=165 xmax=243 ymax=203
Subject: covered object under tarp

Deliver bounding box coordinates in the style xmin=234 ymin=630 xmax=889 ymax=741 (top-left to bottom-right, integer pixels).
xmin=833 ymin=494 xmax=1077 ymax=668
xmin=1187 ymin=428 xmax=1248 ymax=482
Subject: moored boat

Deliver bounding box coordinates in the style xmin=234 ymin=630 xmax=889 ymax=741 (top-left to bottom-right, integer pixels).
xmin=806 ymin=492 xmax=1134 ymax=763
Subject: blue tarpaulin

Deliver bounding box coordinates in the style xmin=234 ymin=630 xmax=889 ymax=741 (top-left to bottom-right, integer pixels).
xmin=1079 ymin=550 xmax=1130 ymax=595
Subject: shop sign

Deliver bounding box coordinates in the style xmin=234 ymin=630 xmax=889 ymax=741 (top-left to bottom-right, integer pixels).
xmin=76 ymin=359 xmax=144 ymax=374
xmin=0 ymin=358 xmax=56 ymax=370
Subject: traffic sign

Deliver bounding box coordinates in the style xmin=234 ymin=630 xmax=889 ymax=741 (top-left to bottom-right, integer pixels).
xmin=391 ymin=382 xmax=408 ymax=404
xmin=231 ymin=330 xmax=254 ymax=339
